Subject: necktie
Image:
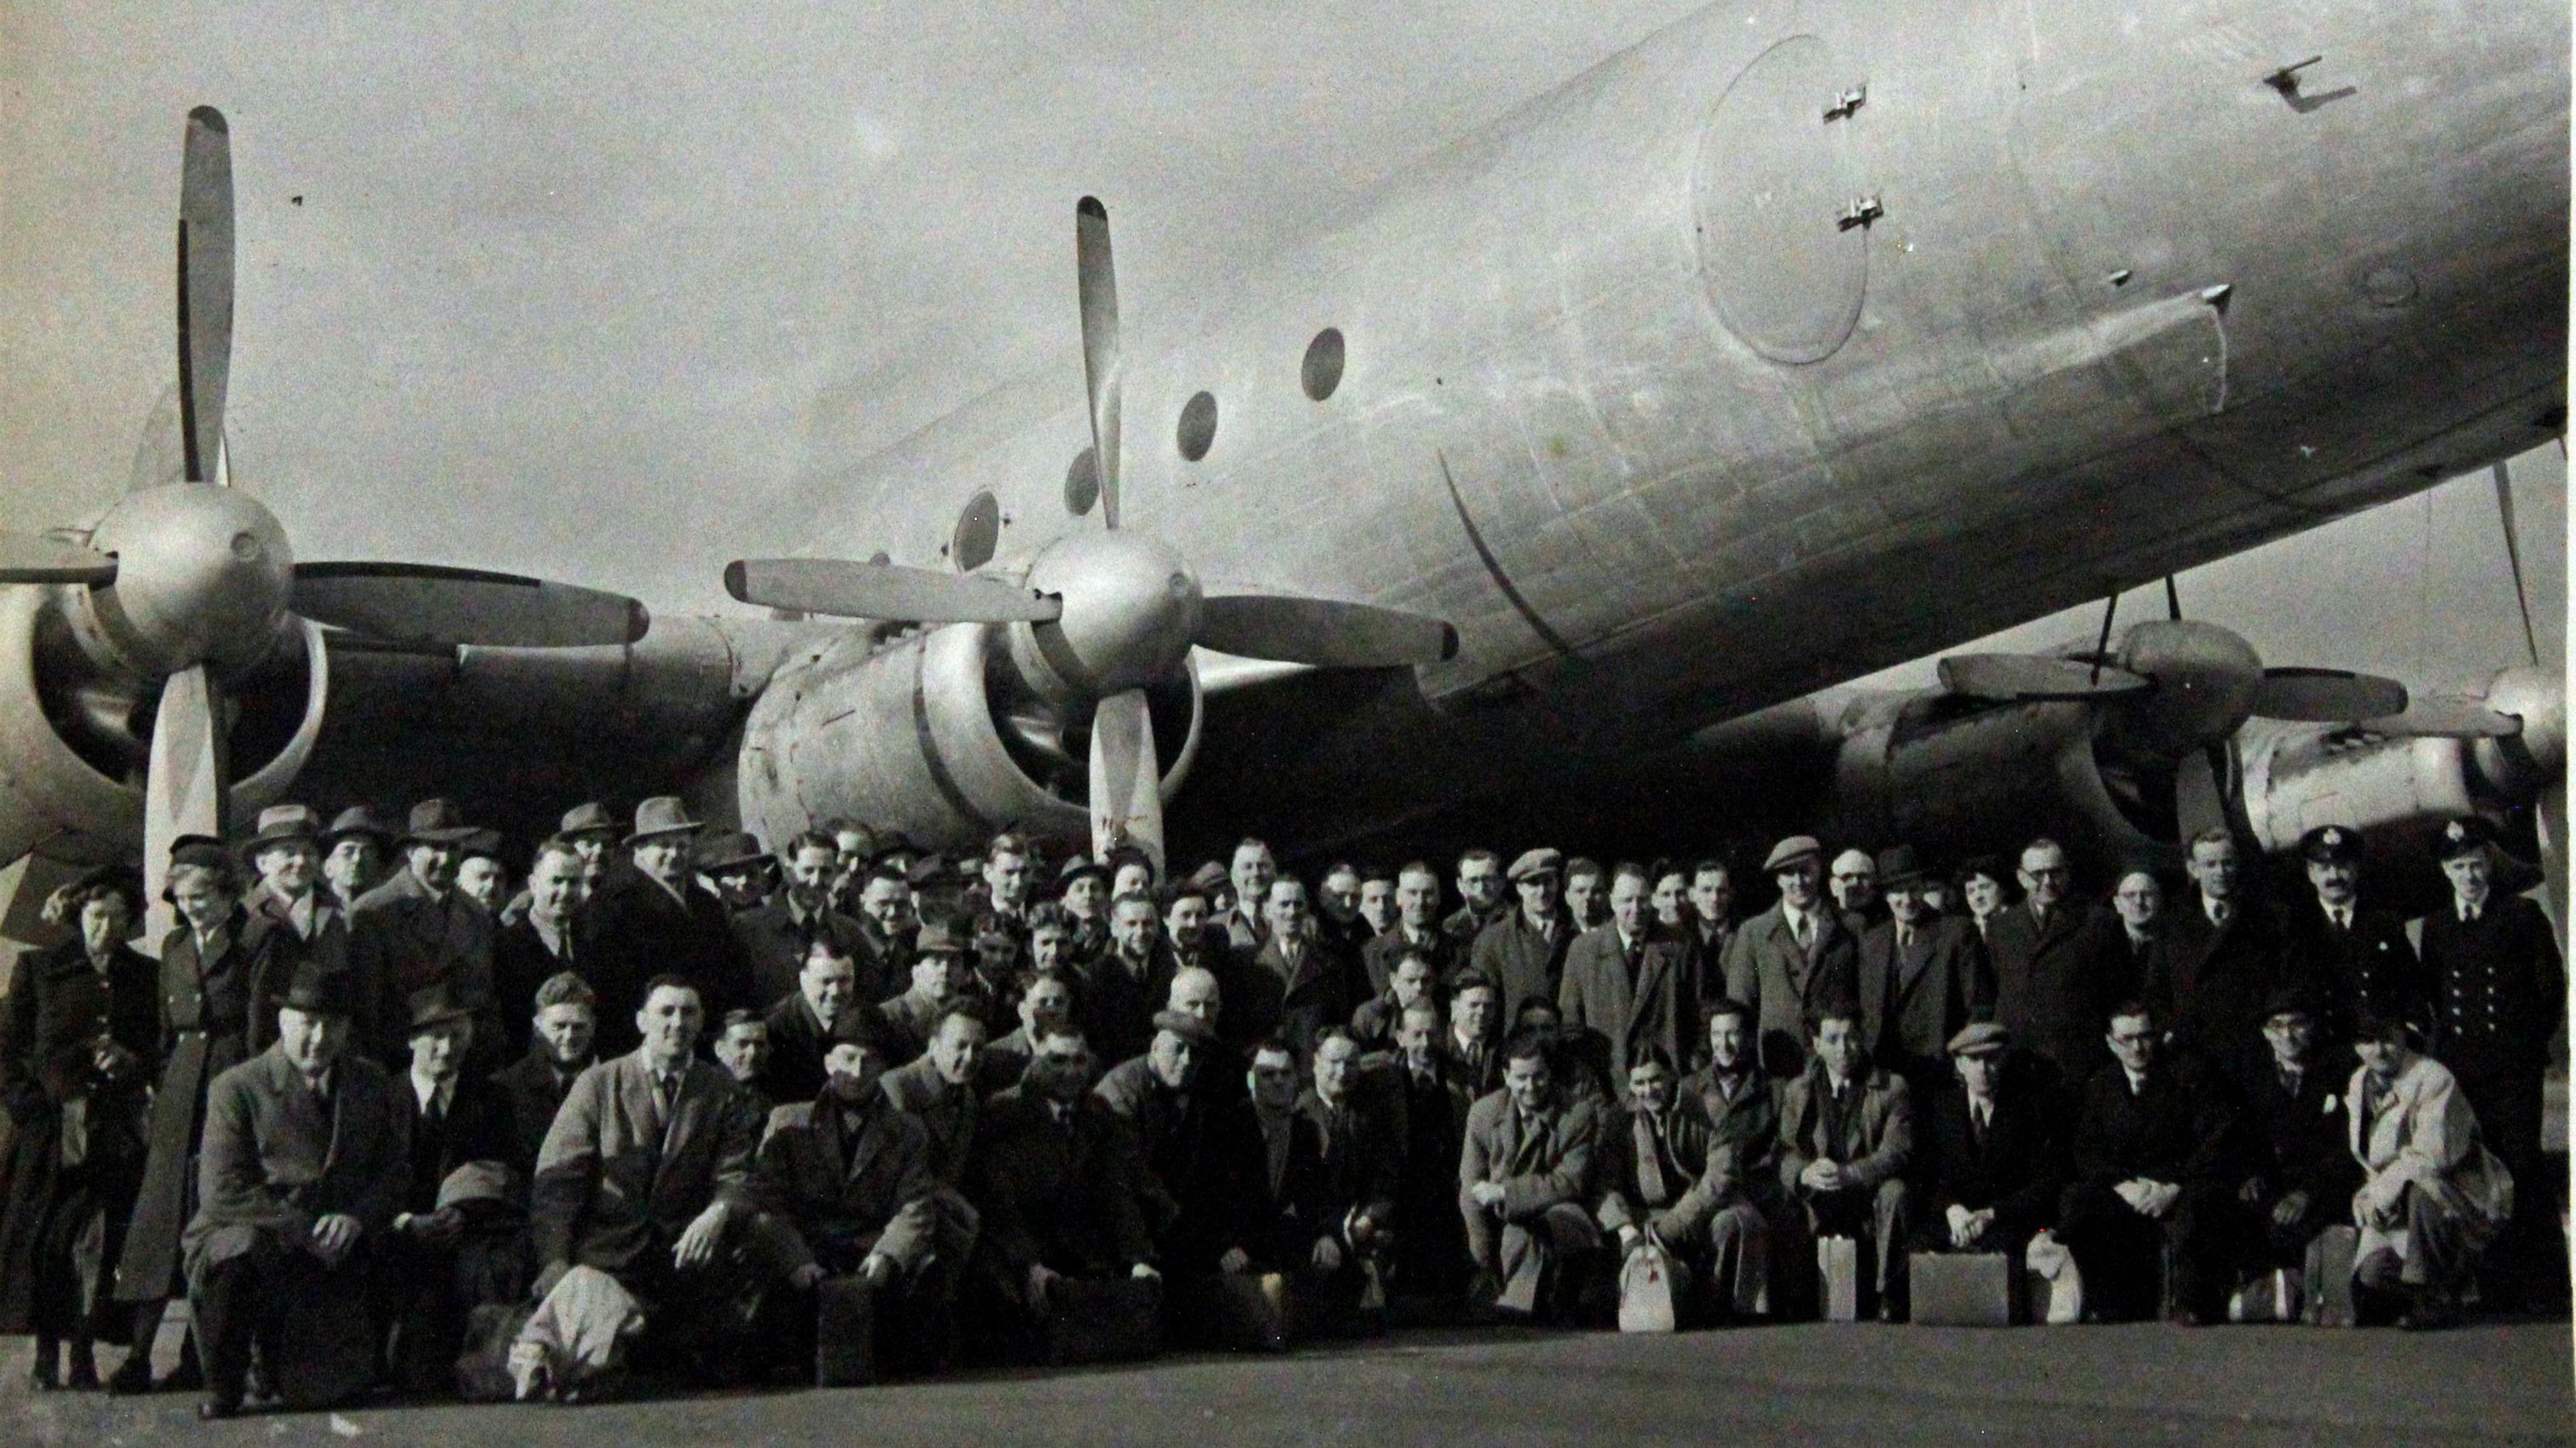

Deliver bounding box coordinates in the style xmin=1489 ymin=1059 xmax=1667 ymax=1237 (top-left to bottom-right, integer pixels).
xmin=1792 ymin=913 xmax=1813 ymax=953
xmin=1633 ymin=1113 xmax=1670 ymax=1206
xmin=2210 ymin=900 xmax=2231 ymax=928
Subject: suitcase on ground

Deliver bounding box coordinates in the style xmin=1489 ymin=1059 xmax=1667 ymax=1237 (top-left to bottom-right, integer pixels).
xmin=269 ymin=1274 xmax=377 ymax=1410
xmin=815 ymin=1275 xmax=877 ymax=1386
xmin=1200 ymin=1271 xmax=1293 ymax=1351
xmin=1908 ymin=1251 xmax=2020 ymax=1327
xmin=1041 ymin=1276 xmax=1164 ymax=1366
xmin=1617 ymin=1242 xmax=1690 ymax=1333
xmin=2229 ymin=1268 xmax=2303 ymax=1323
xmin=2303 ymin=1225 xmax=2359 ymax=1327
xmin=1816 ymin=1235 xmax=1861 ymax=1322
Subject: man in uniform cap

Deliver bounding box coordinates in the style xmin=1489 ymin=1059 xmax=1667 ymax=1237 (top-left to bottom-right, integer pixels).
xmin=1856 ymin=844 xmax=1993 ymax=1095
xmin=574 ymin=798 xmax=751 ymax=1058
xmin=348 ymin=799 xmax=497 ymax=1066
xmin=182 ymin=962 xmax=410 ymax=1418
xmin=1470 ymin=849 xmax=1574 ymax=1027
xmin=1721 ymin=836 xmax=1861 ymax=1080
xmin=320 ymin=807 xmax=394 ymax=912
xmin=1916 ymin=1021 xmax=2061 ymax=1259
xmin=2285 ymin=825 xmax=2424 ymax=1050
xmin=2416 ymin=814 xmax=2563 ymax=1292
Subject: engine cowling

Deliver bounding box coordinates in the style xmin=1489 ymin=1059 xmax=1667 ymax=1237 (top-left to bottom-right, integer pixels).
xmin=0 ymin=582 xmax=329 ymax=867
xmin=735 ymin=620 xmax=1201 ymax=852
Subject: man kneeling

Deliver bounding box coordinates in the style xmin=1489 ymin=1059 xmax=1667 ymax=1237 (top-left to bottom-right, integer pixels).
xmin=520 ymin=976 xmax=769 ymax=1396
xmin=751 ymin=1035 xmax=943 ymax=1376
xmin=1597 ymin=1047 xmax=1768 ymax=1325
xmin=1460 ymin=1032 xmax=1607 ymax=1321
xmin=2349 ymin=1012 xmax=2512 ymax=1329
xmin=1774 ymin=997 xmax=1914 ymax=1320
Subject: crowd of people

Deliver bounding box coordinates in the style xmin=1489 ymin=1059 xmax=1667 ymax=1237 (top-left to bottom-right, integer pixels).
xmin=0 ymin=792 xmax=2560 ymax=1419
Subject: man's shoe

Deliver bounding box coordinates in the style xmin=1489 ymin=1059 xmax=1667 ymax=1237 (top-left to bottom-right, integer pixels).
xmin=195 ymin=1397 xmax=241 ymax=1421
xmin=158 ymin=1352 xmax=204 ymax=1393
xmin=2163 ymin=1305 xmax=2210 ymax=1327
xmin=103 ymin=1355 xmax=154 ymax=1396
xmin=64 ymin=1341 xmax=99 ymax=1391
xmin=2399 ymin=1292 xmax=2461 ymax=1331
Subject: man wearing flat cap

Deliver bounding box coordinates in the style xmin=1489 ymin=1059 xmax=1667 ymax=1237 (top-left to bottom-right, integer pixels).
xmin=2416 ymin=814 xmax=2562 ymax=1291
xmin=574 ymin=797 xmax=751 ymax=1058
xmin=320 ymin=807 xmax=394 ymax=913
xmin=375 ymin=988 xmax=521 ymax=1392
xmin=1915 ymin=1021 xmax=2061 ymax=1258
xmin=348 ymin=799 xmax=497 ymax=1066
xmin=2284 ymin=825 xmax=2426 ymax=1054
xmin=1722 ymin=836 xmax=1862 ymax=1080
xmin=1095 ymin=1008 xmax=1251 ymax=1278
xmin=1470 ymin=849 xmax=1576 ymax=1028
xmin=1856 ymin=844 xmax=1994 ymax=1096
xmin=182 ymin=963 xmax=411 ymax=1418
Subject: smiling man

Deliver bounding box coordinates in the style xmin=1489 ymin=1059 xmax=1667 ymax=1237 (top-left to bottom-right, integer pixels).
xmin=349 ymin=799 xmax=496 ymax=1066
xmin=575 ymin=798 xmax=751 ymax=1058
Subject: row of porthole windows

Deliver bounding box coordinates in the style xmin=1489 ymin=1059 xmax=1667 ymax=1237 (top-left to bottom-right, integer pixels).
xmin=955 ymin=326 xmax=1347 ymax=565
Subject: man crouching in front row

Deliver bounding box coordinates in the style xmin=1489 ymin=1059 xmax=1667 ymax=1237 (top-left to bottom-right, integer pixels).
xmin=1460 ymin=1032 xmax=1608 ymax=1321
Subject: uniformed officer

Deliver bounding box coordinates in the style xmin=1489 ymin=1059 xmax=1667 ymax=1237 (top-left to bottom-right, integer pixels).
xmin=2416 ymin=816 xmax=2563 ymax=1290
xmin=2285 ymin=825 xmax=2426 ymax=1048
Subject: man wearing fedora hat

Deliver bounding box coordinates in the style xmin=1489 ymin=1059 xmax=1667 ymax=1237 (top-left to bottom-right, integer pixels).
xmin=2416 ymin=814 xmax=2562 ymax=1291
xmin=182 ymin=962 xmax=411 ymax=1418
xmin=348 ymin=799 xmax=498 ymax=1067
xmin=1469 ymin=849 xmax=1575 ymax=1029
xmin=320 ymin=808 xmax=394 ymax=913
xmin=1094 ymin=1008 xmax=1246 ymax=1278
xmin=2231 ymin=988 xmax=2357 ymax=1282
xmin=1916 ymin=1022 xmax=2061 ymax=1259
xmin=574 ymin=797 xmax=751 ymax=1059
xmin=879 ymin=917 xmax=979 ymax=1064
xmin=553 ymin=802 xmax=623 ymax=894
xmin=696 ymin=831 xmax=775 ymax=916
xmin=2284 ymin=825 xmax=2424 ymax=1052
xmin=1721 ymin=836 xmax=1862 ymax=1080
xmin=1856 ymin=844 xmax=1993 ymax=1096
xmin=240 ymin=804 xmax=347 ymax=960
xmin=376 ymin=987 xmax=520 ymax=1392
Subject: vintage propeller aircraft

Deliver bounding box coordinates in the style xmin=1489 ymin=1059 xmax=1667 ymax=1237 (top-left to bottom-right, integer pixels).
xmin=0 ymin=0 xmax=2567 ymax=948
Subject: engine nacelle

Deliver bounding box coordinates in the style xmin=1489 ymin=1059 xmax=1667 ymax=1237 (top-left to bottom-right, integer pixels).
xmin=0 ymin=583 xmax=329 ymax=867
xmin=735 ymin=621 xmax=1201 ymax=853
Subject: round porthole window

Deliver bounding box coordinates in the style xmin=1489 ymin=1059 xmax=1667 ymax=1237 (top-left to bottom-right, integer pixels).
xmin=1065 ymin=446 xmax=1099 ymax=516
xmin=953 ymin=491 xmax=1000 ymax=571
xmin=1177 ymin=391 xmax=1218 ymax=462
xmin=1301 ymin=328 xmax=1345 ymax=401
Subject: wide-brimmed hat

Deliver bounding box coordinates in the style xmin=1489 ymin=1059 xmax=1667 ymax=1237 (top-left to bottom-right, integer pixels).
xmin=323 ymin=805 xmax=394 ymax=848
xmin=241 ymin=803 xmax=323 ymax=855
xmin=280 ymin=961 xmax=355 ymax=1017
xmin=558 ymin=801 xmax=619 ymax=839
xmin=399 ymin=798 xmax=479 ymax=849
xmin=406 ymin=986 xmax=478 ymax=1036
xmin=625 ymin=796 xmax=704 ymax=844
xmin=1763 ymin=836 xmax=1823 ymax=874
xmin=1874 ymin=844 xmax=1925 ymax=889
xmin=1505 ymin=848 xmax=1563 ymax=884
xmin=913 ymin=917 xmax=970 ymax=955
xmin=1185 ymin=860 xmax=1230 ymax=895
xmin=697 ymin=830 xmax=769 ymax=873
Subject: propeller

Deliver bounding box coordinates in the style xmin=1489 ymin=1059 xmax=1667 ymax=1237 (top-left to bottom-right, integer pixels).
xmin=1939 ymin=653 xmax=2149 ymax=700
xmin=722 ymin=195 xmax=1457 ymax=865
xmin=177 ymin=105 xmax=233 ymax=487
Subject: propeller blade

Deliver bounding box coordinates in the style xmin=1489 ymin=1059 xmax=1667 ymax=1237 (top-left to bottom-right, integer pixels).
xmin=292 ymin=563 xmax=650 ymax=647
xmin=2493 ymin=461 xmax=2544 ymax=668
xmin=722 ymin=557 xmax=1062 ymax=624
xmin=0 ymin=533 xmax=117 ymax=585
xmin=1937 ymin=653 xmax=2151 ymax=701
xmin=1075 ymin=197 xmax=1123 ymax=530
xmin=2540 ymin=776 xmax=2566 ymax=954
xmin=2249 ymin=667 xmax=2408 ymax=722
xmin=2175 ymin=740 xmax=2233 ymax=842
xmin=177 ymin=106 xmax=234 ymax=486
xmin=130 ymin=381 xmax=188 ymax=492
xmin=140 ymin=663 xmax=229 ymax=956
xmin=1195 ymin=594 xmax=1459 ymax=668
xmin=1088 ymin=686 xmax=1163 ymax=875
xmin=2354 ymin=699 xmax=2525 ymax=738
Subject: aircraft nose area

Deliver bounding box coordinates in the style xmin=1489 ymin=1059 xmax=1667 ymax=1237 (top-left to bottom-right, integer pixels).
xmin=89 ymin=484 xmax=294 ymax=673
xmin=1021 ymin=530 xmax=1203 ymax=694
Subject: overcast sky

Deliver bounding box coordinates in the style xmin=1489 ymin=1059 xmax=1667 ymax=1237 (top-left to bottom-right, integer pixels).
xmin=1 ymin=0 xmax=2561 ymax=700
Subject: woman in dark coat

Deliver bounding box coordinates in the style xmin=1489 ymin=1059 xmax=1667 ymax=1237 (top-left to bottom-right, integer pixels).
xmin=0 ymin=869 xmax=157 ymax=1388
xmin=105 ymin=838 xmax=267 ymax=1396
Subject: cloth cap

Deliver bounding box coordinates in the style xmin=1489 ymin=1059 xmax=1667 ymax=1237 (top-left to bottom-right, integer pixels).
xmin=1152 ymin=1009 xmax=1218 ymax=1048
xmin=1946 ymin=1021 xmax=2010 ymax=1058
xmin=1505 ymin=848 xmax=1564 ymax=884
xmin=1764 ymin=836 xmax=1823 ymax=874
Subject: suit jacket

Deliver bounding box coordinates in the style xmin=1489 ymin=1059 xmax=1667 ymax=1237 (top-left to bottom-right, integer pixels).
xmin=759 ymin=991 xmax=893 ymax=1109
xmin=1093 ymin=1055 xmax=1254 ymax=1269
xmin=1297 ymin=1086 xmax=1401 ymax=1234
xmin=2284 ymin=899 xmax=2426 ymax=1044
xmin=750 ymin=1097 xmax=936 ymax=1273
xmin=1594 ymin=1099 xmax=1726 ymax=1241
xmin=1457 ymin=1089 xmax=1602 ymax=1224
xmin=1925 ymin=1084 xmax=2061 ymax=1238
xmin=490 ymin=915 xmax=577 ymax=1055
xmin=1776 ymin=1063 xmax=1913 ymax=1194
xmin=879 ymin=1053 xmax=977 ymax=1185
xmin=1720 ymin=903 xmax=1860 ymax=1079
xmin=1226 ymin=936 xmax=1356 ymax=1060
xmin=2143 ymin=897 xmax=2316 ymax=1078
xmin=1442 ymin=1033 xmax=1504 ymax=1099
xmin=527 ymin=1050 xmax=763 ymax=1276
xmin=349 ymin=870 xmax=495 ymax=1061
xmin=2420 ymin=894 xmax=2565 ymax=1078
xmin=237 ymin=886 xmax=348 ymax=1055
xmin=731 ymin=899 xmax=879 ymax=1013
xmin=181 ymin=1046 xmax=410 ymax=1282
xmin=490 ymin=1046 xmax=588 ymax=1177
xmin=1077 ymin=946 xmax=1176 ymax=1070
xmin=1470 ymin=911 xmax=1574 ymax=1028
xmin=967 ymin=1087 xmax=1156 ymax=1277
xmin=1859 ymin=915 xmax=1993 ymax=1081
xmin=397 ymin=1068 xmax=519 ymax=1213
xmin=1558 ymin=924 xmax=1697 ymax=1095
xmin=2070 ymin=1060 xmax=2232 ymax=1189
xmin=1680 ymin=1063 xmax=1780 ymax=1207
xmin=574 ymin=872 xmax=749 ymax=1058
xmin=1986 ymin=902 xmax=2118 ymax=1080
xmin=1232 ymin=1099 xmax=1332 ymax=1266
xmin=2239 ymin=1057 xmax=2359 ymax=1209
xmin=877 ymin=987 xmax=952 ymax=1063
xmin=1360 ymin=928 xmax=1456 ymax=1000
